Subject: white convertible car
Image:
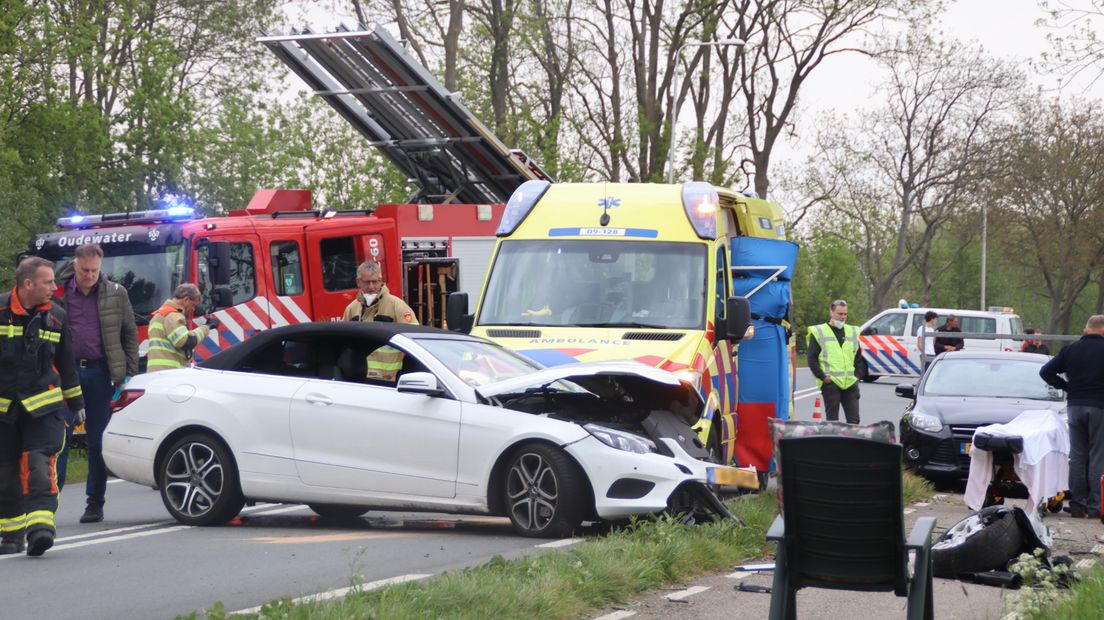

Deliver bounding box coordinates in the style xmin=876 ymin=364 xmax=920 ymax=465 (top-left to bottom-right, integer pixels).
xmin=103 ymin=323 xmax=747 ymax=537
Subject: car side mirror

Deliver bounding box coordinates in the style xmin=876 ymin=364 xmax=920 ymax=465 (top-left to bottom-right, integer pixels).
xmin=446 ymin=292 xmax=473 ymax=333
xmin=211 ymin=286 xmax=233 ymax=310
xmin=724 ymin=296 xmax=752 ymax=342
xmin=207 ymin=241 xmax=233 ymax=286
xmin=895 ymin=383 xmax=916 ymax=399
xmin=861 ymin=327 xmax=876 ymax=336
xmin=396 ymin=372 xmax=445 ymax=396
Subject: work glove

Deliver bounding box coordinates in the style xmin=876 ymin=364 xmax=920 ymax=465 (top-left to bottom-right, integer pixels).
xmin=205 ymin=316 xmax=221 ymax=329
xmin=72 ymin=408 xmax=86 ymax=427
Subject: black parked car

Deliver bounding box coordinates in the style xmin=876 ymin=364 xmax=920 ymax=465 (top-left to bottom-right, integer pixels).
xmin=896 ymin=351 xmax=1065 ymax=481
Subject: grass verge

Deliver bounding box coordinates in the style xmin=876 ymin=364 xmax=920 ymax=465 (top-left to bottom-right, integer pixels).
xmin=196 ymin=493 xmax=778 ymax=620
xmin=196 ymin=473 xmax=935 ymax=620
xmin=63 ymin=447 xmax=88 ymax=485
xmin=1022 ymin=564 xmax=1104 ymax=619
xmin=902 ymin=470 xmax=935 ymax=505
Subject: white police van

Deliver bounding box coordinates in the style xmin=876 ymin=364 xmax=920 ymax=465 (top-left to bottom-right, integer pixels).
xmin=859 ymin=305 xmax=1023 ymax=381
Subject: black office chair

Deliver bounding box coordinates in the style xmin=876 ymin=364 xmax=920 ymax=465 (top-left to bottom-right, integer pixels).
xmin=766 ymin=436 xmax=935 ymax=620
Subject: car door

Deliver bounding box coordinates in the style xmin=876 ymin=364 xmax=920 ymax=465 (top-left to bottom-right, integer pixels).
xmin=860 ymin=311 xmax=918 ymax=376
xmin=289 ymin=338 xmax=461 ymax=498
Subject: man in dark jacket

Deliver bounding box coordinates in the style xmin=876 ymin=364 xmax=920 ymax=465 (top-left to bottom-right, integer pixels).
xmin=0 ymin=257 xmax=85 ymax=556
xmin=934 ymin=314 xmax=965 ymax=352
xmin=1040 ymin=315 xmax=1104 ymax=519
xmin=55 ymin=244 xmax=139 ymax=523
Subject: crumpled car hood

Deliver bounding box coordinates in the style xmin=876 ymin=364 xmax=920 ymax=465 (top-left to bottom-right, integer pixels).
xmin=477 ymin=360 xmax=703 ymax=425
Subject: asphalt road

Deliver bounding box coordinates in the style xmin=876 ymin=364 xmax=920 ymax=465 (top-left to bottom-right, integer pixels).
xmin=4 ymin=372 xmax=908 ymax=619
xmin=3 ymin=482 xmax=574 ymax=619
xmin=792 ymin=368 xmax=908 ymax=436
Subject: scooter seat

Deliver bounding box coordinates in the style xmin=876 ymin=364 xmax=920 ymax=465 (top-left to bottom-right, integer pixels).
xmin=973 ymin=432 xmax=1024 ymax=454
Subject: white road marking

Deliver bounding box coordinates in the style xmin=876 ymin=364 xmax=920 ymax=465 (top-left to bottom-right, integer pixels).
xmin=726 ymin=571 xmax=754 ymax=579
xmin=666 ymin=586 xmax=709 ymax=601
xmin=794 ymin=387 xmax=820 ymax=401
xmin=903 ymin=508 xmax=916 ymax=515
xmin=231 ymin=573 xmax=432 ymax=615
xmin=243 ymin=504 xmax=310 ymax=516
xmin=1093 ymin=544 xmax=1104 ymax=555
xmin=913 ymin=502 xmax=931 ymax=507
xmin=1076 ymin=558 xmax=1098 ymax=570
xmin=57 ymin=521 xmax=176 ymax=543
xmin=0 ymin=525 xmax=192 ymax=560
xmin=593 ymin=611 xmax=637 ymax=620
xmin=536 ymin=537 xmax=583 ymax=548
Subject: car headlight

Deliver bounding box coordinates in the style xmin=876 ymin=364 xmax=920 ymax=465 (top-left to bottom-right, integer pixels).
xmin=584 ymin=424 xmax=657 ymax=454
xmin=673 ymin=369 xmax=702 ymax=390
xmin=907 ymin=412 xmax=943 ymax=433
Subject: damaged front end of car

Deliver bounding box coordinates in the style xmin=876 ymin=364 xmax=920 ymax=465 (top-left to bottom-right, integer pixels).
xmin=478 ymin=361 xmax=753 ymax=524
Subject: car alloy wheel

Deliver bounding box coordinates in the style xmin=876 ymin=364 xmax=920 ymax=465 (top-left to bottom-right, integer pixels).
xmin=159 ymin=433 xmax=244 ymax=526
xmin=504 ymin=443 xmax=584 ymax=538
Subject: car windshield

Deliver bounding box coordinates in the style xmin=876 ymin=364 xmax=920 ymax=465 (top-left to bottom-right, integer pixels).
xmin=414 ymin=338 xmax=543 ymax=387
xmin=478 ymin=239 xmax=708 ymax=329
xmin=923 ymin=357 xmax=1064 ymax=400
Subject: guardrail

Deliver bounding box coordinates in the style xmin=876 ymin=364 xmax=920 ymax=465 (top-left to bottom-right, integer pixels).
xmin=864 ymin=331 xmax=1085 ymax=343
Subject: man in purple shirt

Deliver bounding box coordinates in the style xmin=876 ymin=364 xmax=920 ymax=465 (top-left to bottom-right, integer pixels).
xmin=56 ymin=244 xmax=139 ymax=523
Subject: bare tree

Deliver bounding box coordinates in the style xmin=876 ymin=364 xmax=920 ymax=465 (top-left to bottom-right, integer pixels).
xmin=990 ymin=97 xmax=1104 ymax=333
xmin=801 ymin=34 xmax=1020 ymax=310
xmin=1039 ymin=0 xmax=1104 ymax=90
xmin=729 ymin=0 xmax=926 ymax=198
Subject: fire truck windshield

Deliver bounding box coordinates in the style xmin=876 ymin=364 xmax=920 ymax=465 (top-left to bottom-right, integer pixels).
xmin=42 ymin=242 xmax=186 ymax=323
xmin=478 ymin=239 xmax=707 ymax=329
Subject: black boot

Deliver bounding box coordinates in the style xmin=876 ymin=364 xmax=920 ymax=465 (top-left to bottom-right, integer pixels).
xmin=26 ymin=528 xmax=54 ymax=557
xmin=0 ymin=533 xmax=24 ymax=555
xmin=80 ymin=501 xmax=104 ymax=524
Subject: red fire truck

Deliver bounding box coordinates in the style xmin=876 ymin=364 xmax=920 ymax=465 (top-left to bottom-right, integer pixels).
xmin=25 ymin=190 xmax=508 ymax=363
xmin=24 ymin=25 xmax=546 ymax=363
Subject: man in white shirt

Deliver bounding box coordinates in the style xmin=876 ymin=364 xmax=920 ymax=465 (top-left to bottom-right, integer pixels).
xmin=916 ymin=310 xmax=939 ymax=372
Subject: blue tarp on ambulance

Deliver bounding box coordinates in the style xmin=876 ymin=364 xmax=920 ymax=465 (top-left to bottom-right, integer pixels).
xmin=730 ymin=237 xmax=799 ymax=471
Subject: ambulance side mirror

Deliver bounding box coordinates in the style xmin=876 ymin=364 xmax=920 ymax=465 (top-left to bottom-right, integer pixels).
xmin=208 ymin=241 xmax=232 ymax=287
xmin=724 ymin=296 xmax=752 ymax=342
xmin=446 ymin=292 xmax=473 ymax=333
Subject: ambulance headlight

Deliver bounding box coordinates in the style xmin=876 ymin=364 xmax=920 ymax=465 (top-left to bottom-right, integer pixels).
xmin=681 ymin=182 xmax=718 ymax=239
xmin=497 ymin=180 xmax=551 ymax=236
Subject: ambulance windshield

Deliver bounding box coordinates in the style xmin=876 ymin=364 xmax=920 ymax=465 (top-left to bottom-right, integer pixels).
xmin=42 ymin=242 xmax=186 ymax=323
xmin=479 ymin=240 xmax=707 ymax=329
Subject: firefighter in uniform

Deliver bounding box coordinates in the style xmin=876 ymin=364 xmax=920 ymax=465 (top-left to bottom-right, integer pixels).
xmin=0 ymin=257 xmax=84 ymax=556
xmin=342 ymin=261 xmax=418 ymax=324
xmin=146 ymin=283 xmax=219 ymax=373
xmin=806 ymin=299 xmax=864 ymax=424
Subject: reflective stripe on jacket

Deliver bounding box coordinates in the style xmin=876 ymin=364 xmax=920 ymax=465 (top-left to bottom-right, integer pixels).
xmin=807 ymin=323 xmax=861 ymax=390
xmin=146 ymin=300 xmax=210 ymax=373
xmin=0 ymin=290 xmax=84 ymax=417
xmin=366 ymin=346 xmax=405 ymax=382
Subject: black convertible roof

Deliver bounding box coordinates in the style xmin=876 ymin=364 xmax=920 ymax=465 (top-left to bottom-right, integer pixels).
xmin=199 ymin=322 xmax=481 ymax=370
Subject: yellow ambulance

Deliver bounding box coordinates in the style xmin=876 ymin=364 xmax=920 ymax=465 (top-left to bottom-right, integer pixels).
xmin=448 ymin=181 xmax=794 ymax=476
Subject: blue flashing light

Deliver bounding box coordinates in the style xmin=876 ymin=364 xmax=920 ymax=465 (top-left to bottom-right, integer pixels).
xmin=497 ymin=180 xmax=551 ymax=236
xmin=681 ymin=182 xmax=718 ymax=240
xmin=69 ymin=214 xmax=86 ymax=224
xmin=166 ymin=206 xmax=195 ymax=218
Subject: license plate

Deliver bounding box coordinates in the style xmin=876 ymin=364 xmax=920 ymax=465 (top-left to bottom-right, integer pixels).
xmin=960 ymin=442 xmax=972 ymax=455
xmin=707 ymin=466 xmax=759 ymax=489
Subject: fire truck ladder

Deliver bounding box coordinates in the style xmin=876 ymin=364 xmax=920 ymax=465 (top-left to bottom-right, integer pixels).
xmin=259 ymin=25 xmax=550 ymax=205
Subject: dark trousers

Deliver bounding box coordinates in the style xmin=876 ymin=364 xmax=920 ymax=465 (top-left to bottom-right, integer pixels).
xmin=1067 ymin=405 xmax=1104 ymax=516
xmin=0 ymin=403 xmax=66 ymax=535
xmin=56 ymin=364 xmax=114 ymax=504
xmin=821 ymin=381 xmax=861 ymax=424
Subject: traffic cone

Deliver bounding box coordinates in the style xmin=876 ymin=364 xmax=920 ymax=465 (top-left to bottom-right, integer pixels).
xmin=812 ymin=396 xmax=824 ymax=422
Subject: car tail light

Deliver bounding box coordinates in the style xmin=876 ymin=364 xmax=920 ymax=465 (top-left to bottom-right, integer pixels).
xmin=110 ymin=389 xmax=145 ymax=414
